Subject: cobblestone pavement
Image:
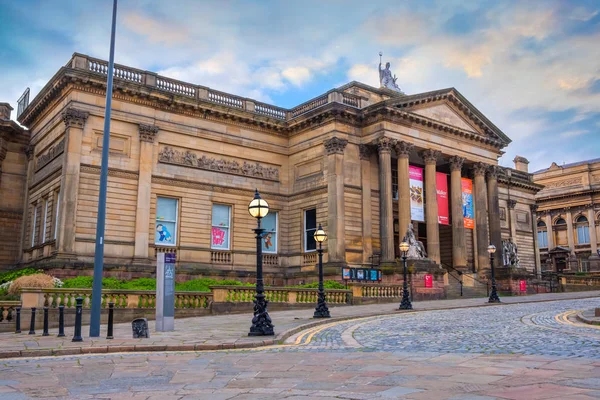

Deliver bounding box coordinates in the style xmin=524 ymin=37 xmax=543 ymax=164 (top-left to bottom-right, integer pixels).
xmin=1 ymin=297 xmax=600 ymax=399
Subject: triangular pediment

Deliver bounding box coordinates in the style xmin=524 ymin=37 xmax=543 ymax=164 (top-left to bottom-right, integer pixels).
xmin=410 ymin=103 xmax=481 ymax=134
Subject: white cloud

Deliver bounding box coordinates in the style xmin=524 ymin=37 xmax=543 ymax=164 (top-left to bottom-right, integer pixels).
xmin=560 ymin=129 xmax=589 ymax=138
xmin=281 ymin=66 xmax=311 ymax=86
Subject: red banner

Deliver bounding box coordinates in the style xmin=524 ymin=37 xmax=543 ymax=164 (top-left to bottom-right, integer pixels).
xmin=461 ymin=178 xmax=475 ymax=229
xmin=424 ymin=274 xmax=433 ymax=288
xmin=519 ymin=280 xmax=527 ymax=292
xmin=436 ymin=172 xmax=449 ymax=225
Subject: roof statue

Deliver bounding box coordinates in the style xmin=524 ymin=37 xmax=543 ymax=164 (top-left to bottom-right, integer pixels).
xmin=378 ymin=52 xmax=404 ymax=93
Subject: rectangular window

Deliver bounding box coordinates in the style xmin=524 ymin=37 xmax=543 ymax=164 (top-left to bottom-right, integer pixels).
xmin=304 ymin=208 xmax=317 ymax=252
xmin=54 ymin=191 xmax=60 ymax=240
xmin=262 ymin=212 xmax=277 ymax=253
xmin=42 ymin=199 xmax=48 ymax=243
xmin=577 ymin=226 xmax=590 ymax=244
xmin=538 ymin=230 xmax=548 ymax=248
xmin=211 ymin=204 xmax=231 ymax=250
xmin=155 ymin=197 xmax=178 ymax=245
xmin=31 ymin=205 xmax=37 ymax=247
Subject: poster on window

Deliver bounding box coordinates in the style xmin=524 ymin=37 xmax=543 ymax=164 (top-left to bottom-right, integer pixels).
xmin=409 ymin=165 xmax=424 ymax=221
xmin=211 ymin=204 xmax=230 ymax=249
xmin=261 ymin=213 xmax=277 ymax=253
xmin=155 ymin=197 xmax=177 ymax=245
xmin=436 ymin=172 xmax=449 ymax=225
xmin=461 ymin=178 xmax=474 ymax=229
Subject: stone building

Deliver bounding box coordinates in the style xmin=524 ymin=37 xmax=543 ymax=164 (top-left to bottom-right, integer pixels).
xmin=2 ymin=53 xmax=542 ymax=280
xmin=533 ymin=158 xmax=600 ymax=272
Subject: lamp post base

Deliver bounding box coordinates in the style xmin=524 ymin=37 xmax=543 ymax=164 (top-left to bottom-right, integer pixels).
xmin=399 ymin=292 xmax=413 ymax=310
xmin=488 ymin=289 xmax=501 ymax=303
xmin=313 ymin=292 xmax=330 ymax=318
xmin=248 ymin=295 xmax=275 ymax=336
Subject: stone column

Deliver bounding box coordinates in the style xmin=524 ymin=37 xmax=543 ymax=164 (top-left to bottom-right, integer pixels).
xmin=508 ymin=200 xmax=518 ymax=241
xmin=588 ymin=207 xmax=598 ymax=256
xmin=359 ymin=144 xmax=373 ymax=264
xmin=57 ymin=108 xmax=89 ymax=256
xmin=324 ymin=137 xmax=348 ymax=264
xmin=530 ymin=204 xmax=542 ymax=277
xmin=134 ymin=124 xmax=159 ymax=259
xmin=473 ymin=162 xmax=490 ymax=270
xmin=565 ymin=207 xmax=575 ymax=254
xmin=0 ymin=135 xmax=7 ymax=189
xmin=449 ymin=156 xmax=467 ymax=268
xmin=486 ymin=166 xmax=503 ymax=256
xmin=394 ymin=140 xmax=413 ymax=240
xmin=18 ymin=146 xmax=35 ymax=259
xmin=378 ymin=137 xmax=395 ymax=263
xmin=422 ymin=149 xmax=441 ymax=263
xmin=545 ymin=212 xmax=554 ymax=250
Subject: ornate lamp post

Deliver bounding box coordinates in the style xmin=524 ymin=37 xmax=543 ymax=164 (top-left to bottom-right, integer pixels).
xmin=313 ymin=224 xmax=330 ymax=318
xmin=248 ymin=189 xmax=274 ymax=336
xmin=399 ymin=240 xmax=412 ymax=310
xmin=488 ymin=244 xmax=501 ymax=303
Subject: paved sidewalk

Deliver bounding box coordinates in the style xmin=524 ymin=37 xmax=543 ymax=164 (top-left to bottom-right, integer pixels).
xmin=1 ymin=290 xmax=598 ymax=359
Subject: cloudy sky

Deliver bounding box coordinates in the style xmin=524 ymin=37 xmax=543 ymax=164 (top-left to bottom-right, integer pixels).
xmin=1 ymin=0 xmax=599 ymax=171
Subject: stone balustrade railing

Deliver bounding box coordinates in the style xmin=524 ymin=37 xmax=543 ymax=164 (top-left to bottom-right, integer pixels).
xmin=70 ymin=53 xmax=362 ymax=122
xmin=209 ymin=286 xmax=351 ymax=305
xmin=0 ymin=301 xmax=20 ymax=324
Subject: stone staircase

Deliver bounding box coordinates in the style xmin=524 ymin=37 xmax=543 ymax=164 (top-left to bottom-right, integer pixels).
xmin=445 ymin=269 xmax=490 ymax=299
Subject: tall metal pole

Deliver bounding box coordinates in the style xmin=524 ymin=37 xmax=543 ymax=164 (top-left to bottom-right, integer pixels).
xmin=488 ymin=251 xmax=501 ymax=303
xmin=248 ymin=217 xmax=274 ymax=336
xmin=399 ymin=253 xmax=412 ymax=310
xmin=314 ymin=240 xmax=330 ymax=318
xmin=90 ymin=0 xmax=118 ymax=337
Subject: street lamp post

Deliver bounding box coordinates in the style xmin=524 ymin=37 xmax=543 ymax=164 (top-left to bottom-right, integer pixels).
xmin=313 ymin=224 xmax=330 ymax=318
xmin=488 ymin=244 xmax=501 ymax=303
xmin=399 ymin=240 xmax=412 ymax=310
xmin=248 ymin=189 xmax=274 ymax=336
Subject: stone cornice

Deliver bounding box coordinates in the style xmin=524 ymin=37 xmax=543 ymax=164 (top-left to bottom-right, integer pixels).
xmin=323 ymin=137 xmax=348 ymax=155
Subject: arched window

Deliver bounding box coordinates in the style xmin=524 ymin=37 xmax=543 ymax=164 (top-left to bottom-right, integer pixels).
xmin=553 ymin=217 xmax=568 ymax=246
xmin=537 ymin=220 xmax=548 ymax=248
xmin=576 ymin=215 xmax=590 ymax=244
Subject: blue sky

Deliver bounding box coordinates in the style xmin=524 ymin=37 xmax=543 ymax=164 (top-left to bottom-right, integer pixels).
xmin=1 ymin=0 xmax=599 ymax=171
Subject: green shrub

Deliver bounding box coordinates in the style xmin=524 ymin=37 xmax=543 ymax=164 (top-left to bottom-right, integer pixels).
xmin=0 ymin=287 xmax=20 ymax=301
xmin=293 ymin=280 xmax=346 ymax=290
xmin=121 ymin=278 xmax=156 ymax=290
xmin=0 ymin=268 xmax=40 ymax=285
xmin=176 ymin=278 xmax=252 ymax=292
xmin=62 ymin=276 xmax=94 ymax=288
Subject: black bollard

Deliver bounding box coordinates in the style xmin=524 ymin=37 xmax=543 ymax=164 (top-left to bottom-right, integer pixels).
xmin=42 ymin=307 xmax=49 ymax=336
xmin=28 ymin=307 xmax=36 ymax=335
xmin=15 ymin=307 xmax=21 ymax=334
xmin=57 ymin=305 xmax=65 ymax=337
xmin=72 ymin=297 xmax=83 ymax=342
xmin=106 ymin=302 xmax=114 ymax=339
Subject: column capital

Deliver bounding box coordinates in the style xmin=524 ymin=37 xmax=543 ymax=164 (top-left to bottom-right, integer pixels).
xmin=507 ymin=199 xmax=517 ymax=209
xmin=324 ymin=137 xmax=348 ymax=155
xmin=448 ymin=155 xmax=465 ymax=172
xmin=62 ymin=108 xmax=89 ymax=129
xmin=393 ymin=140 xmax=413 ymax=158
xmin=487 ymin=165 xmax=501 ymax=179
xmin=472 ymin=162 xmax=489 ymax=177
xmin=421 ymin=149 xmax=441 ymax=165
xmin=377 ymin=137 xmax=395 ymax=153
xmin=25 ymin=145 xmax=34 ymax=161
xmin=530 ymin=204 xmax=539 ymax=213
xmin=139 ymin=124 xmax=159 ymax=143
xmin=359 ymin=144 xmax=372 ymax=160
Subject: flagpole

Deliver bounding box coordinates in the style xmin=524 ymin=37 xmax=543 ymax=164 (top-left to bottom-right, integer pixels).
xmin=90 ymin=0 xmax=118 ymax=337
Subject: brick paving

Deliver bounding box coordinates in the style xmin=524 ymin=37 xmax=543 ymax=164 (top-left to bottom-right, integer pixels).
xmin=0 ymin=292 xmax=599 ymax=399
xmin=0 ymin=291 xmax=599 ymax=358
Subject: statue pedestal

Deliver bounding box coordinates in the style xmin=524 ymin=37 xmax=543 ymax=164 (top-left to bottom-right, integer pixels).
xmin=406 ymin=258 xmax=442 ymax=273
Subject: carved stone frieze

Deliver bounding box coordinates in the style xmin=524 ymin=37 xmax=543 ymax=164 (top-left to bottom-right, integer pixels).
xmin=507 ymin=199 xmax=517 ymax=209
xmin=543 ymin=177 xmax=582 ymax=189
xmin=472 ymin=162 xmax=489 ymax=176
xmin=35 ymin=138 xmax=65 ymax=171
xmin=139 ymin=124 xmax=159 ymax=143
xmin=359 ymin=144 xmax=372 ymax=160
xmin=158 ymin=146 xmax=280 ymax=181
xmin=393 ymin=140 xmax=414 ymax=158
xmin=323 ymin=137 xmax=348 ymax=155
xmin=62 ymin=108 xmax=89 ymax=129
xmin=377 ymin=137 xmax=395 ymax=153
xmin=448 ymin=155 xmax=465 ymax=172
xmin=421 ymin=149 xmax=441 ymax=164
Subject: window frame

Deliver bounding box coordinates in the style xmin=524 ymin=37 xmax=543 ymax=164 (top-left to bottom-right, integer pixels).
xmin=54 ymin=191 xmax=60 ymax=241
xmin=155 ymin=196 xmax=179 ymax=246
xmin=304 ymin=208 xmax=317 ymax=253
xmin=211 ymin=203 xmax=232 ymax=251
xmin=31 ymin=204 xmax=37 ymax=247
xmin=537 ymin=230 xmax=548 ymax=248
xmin=262 ymin=211 xmax=278 ymax=254
xmin=42 ymin=198 xmax=49 ymax=243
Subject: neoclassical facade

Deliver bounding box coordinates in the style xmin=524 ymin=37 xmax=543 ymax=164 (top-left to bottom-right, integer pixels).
xmin=1 ymin=53 xmax=542 ymax=279
xmin=534 ymin=158 xmax=600 ymax=272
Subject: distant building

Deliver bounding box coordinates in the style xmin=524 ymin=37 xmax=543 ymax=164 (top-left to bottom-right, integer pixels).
xmin=534 ymin=159 xmax=600 ymax=272
xmin=1 ymin=53 xmax=541 ymax=280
